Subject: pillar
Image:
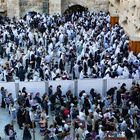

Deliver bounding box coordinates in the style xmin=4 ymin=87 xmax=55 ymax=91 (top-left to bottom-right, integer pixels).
xmin=7 ymin=0 xmax=20 ymax=18
xmin=49 ymin=0 xmax=62 ymax=15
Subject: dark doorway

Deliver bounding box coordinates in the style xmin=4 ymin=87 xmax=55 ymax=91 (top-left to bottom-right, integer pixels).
xmin=64 ymin=5 xmax=88 ymax=15
xmin=23 ymin=11 xmax=37 ymax=20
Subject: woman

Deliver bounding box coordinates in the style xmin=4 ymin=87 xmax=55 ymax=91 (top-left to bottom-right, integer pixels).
xmin=9 ymin=103 xmax=16 ymax=125
xmin=39 ymin=117 xmax=47 ymax=136
xmin=23 ymin=124 xmax=32 ymax=140
xmin=8 ymin=125 xmax=16 ymax=140
xmin=1 ymin=87 xmax=6 ymax=108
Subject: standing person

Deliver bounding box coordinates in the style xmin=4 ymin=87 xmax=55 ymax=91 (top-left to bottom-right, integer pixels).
xmin=39 ymin=116 xmax=47 ymax=136
xmin=18 ymin=66 xmax=25 ymax=81
xmin=48 ymin=85 xmax=53 ymax=96
xmin=17 ymin=106 xmax=25 ymax=129
xmin=1 ymin=87 xmax=6 ymax=108
xmin=125 ymin=127 xmax=134 ymax=140
xmin=76 ymin=123 xmax=84 ymax=140
xmin=0 ymin=43 xmax=4 ymax=59
xmin=8 ymin=124 xmax=16 ymax=140
xmin=9 ymin=103 xmax=16 ymax=125
xmin=30 ymin=53 xmax=36 ymax=69
xmin=116 ymin=90 xmax=121 ymax=107
xmin=23 ymin=124 xmax=32 ymax=140
xmin=24 ymin=109 xmax=32 ymax=129
xmin=43 ymin=96 xmax=49 ymax=116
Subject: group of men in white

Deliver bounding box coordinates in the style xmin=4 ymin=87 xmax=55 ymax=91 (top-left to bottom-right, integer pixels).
xmin=0 ymin=10 xmax=139 ymax=82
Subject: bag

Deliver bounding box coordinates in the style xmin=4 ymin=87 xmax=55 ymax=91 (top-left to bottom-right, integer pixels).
xmin=4 ymin=124 xmax=10 ymax=135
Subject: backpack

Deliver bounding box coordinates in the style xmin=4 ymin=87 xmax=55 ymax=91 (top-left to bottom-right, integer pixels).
xmin=4 ymin=124 xmax=10 ymax=135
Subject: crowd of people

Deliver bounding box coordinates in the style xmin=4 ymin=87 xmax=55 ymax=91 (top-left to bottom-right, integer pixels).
xmin=0 ymin=10 xmax=139 ymax=82
xmin=0 ymin=82 xmax=140 ymax=140
xmin=0 ymin=8 xmax=140 ymax=140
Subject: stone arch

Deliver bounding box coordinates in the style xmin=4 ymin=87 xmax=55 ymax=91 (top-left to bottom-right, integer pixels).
xmin=23 ymin=11 xmax=37 ymax=20
xmin=63 ymin=4 xmax=88 ymax=15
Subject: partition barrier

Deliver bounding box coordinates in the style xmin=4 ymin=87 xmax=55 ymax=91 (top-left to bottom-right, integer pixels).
xmin=0 ymin=79 xmax=136 ymax=99
xmin=106 ymin=79 xmax=133 ymax=90
xmin=19 ymin=81 xmax=46 ymax=96
xmin=49 ymin=80 xmax=75 ymax=95
xmin=77 ymin=79 xmax=104 ymax=96
xmin=0 ymin=82 xmax=16 ymax=99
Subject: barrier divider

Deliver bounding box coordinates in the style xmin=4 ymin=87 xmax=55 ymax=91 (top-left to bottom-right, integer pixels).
xmin=102 ymin=79 xmax=107 ymax=97
xmin=74 ymin=80 xmax=78 ymax=97
xmin=0 ymin=79 xmax=135 ymax=99
xmin=45 ymin=81 xmax=49 ymax=94
xmin=15 ymin=82 xmax=19 ymax=98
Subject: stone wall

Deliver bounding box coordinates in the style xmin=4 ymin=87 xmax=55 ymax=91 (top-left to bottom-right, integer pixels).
xmin=19 ymin=0 xmax=45 ymax=17
xmin=49 ymin=0 xmax=109 ymax=15
xmin=4 ymin=0 xmax=48 ymax=18
xmin=7 ymin=0 xmax=20 ymax=18
xmin=109 ymin=0 xmax=140 ymax=40
xmin=1 ymin=0 xmax=109 ymax=17
xmin=0 ymin=0 xmax=7 ymax=15
xmin=49 ymin=0 xmax=62 ymax=15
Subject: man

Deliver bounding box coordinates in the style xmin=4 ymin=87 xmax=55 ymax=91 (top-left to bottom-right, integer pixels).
xmin=1 ymin=87 xmax=6 ymax=108
xmin=76 ymin=123 xmax=84 ymax=140
xmin=125 ymin=127 xmax=134 ymax=140
xmin=17 ymin=107 xmax=25 ymax=129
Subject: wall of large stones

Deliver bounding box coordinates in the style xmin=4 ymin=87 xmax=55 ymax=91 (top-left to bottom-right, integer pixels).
xmin=49 ymin=0 xmax=62 ymax=15
xmin=19 ymin=0 xmax=45 ymax=17
xmin=7 ymin=0 xmax=20 ymax=18
xmin=49 ymin=0 xmax=109 ymax=15
xmin=2 ymin=0 xmax=109 ymax=18
xmin=2 ymin=0 xmax=48 ymax=18
xmin=109 ymin=0 xmax=140 ymax=40
xmin=0 ymin=0 xmax=7 ymax=14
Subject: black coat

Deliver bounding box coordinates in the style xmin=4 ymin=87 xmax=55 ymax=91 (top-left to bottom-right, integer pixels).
xmin=23 ymin=127 xmax=32 ymax=140
xmin=125 ymin=128 xmax=133 ymax=139
xmin=116 ymin=91 xmax=121 ymax=106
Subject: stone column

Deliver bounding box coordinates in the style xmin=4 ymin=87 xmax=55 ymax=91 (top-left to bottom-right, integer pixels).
xmin=7 ymin=0 xmax=20 ymax=18
xmin=49 ymin=0 xmax=62 ymax=15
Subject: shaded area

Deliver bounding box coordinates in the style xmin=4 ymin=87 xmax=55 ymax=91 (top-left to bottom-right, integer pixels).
xmin=23 ymin=11 xmax=37 ymax=20
xmin=64 ymin=5 xmax=88 ymax=15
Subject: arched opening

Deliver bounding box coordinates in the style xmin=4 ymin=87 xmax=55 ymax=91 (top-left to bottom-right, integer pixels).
xmin=23 ymin=11 xmax=37 ymax=20
xmin=63 ymin=5 xmax=88 ymax=15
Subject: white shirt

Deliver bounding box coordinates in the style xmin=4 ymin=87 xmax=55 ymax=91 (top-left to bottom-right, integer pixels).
xmin=78 ymin=112 xmax=85 ymax=121
xmin=99 ymin=128 xmax=105 ymax=140
xmin=79 ymin=71 xmax=84 ymax=80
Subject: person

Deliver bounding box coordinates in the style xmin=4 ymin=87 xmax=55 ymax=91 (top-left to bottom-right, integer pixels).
xmin=125 ymin=127 xmax=134 ymax=140
xmin=136 ymin=124 xmax=140 ymax=140
xmin=39 ymin=116 xmax=47 ymax=136
xmin=74 ymin=133 xmax=80 ymax=140
xmin=17 ymin=106 xmax=25 ymax=129
xmin=23 ymin=124 xmax=32 ymax=140
xmin=1 ymin=87 xmax=6 ymax=108
xmin=8 ymin=124 xmax=16 ymax=140
xmin=76 ymin=123 xmax=84 ymax=140
xmin=9 ymin=103 xmax=16 ymax=125
xmin=98 ymin=125 xmax=105 ymax=140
